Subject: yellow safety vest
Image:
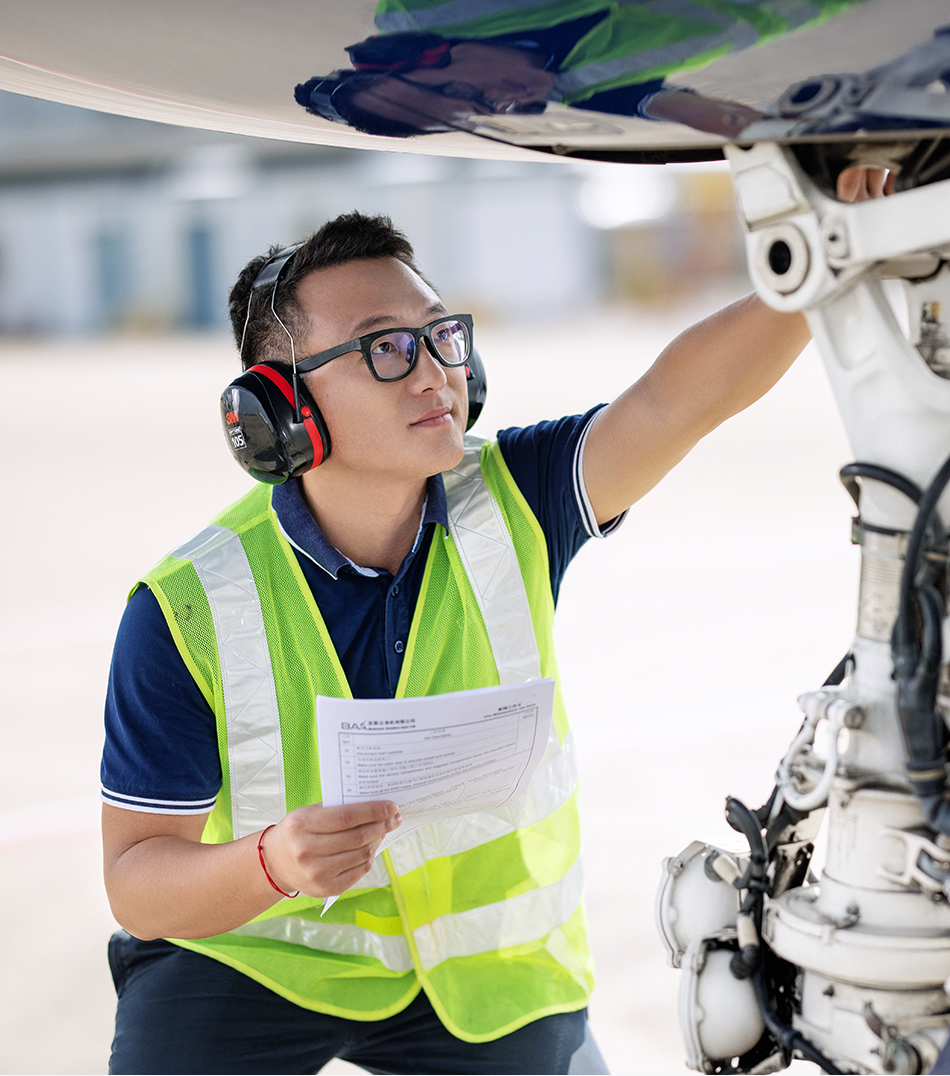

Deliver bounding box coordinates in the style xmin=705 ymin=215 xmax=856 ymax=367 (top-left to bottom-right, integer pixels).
xmin=140 ymin=436 xmax=592 ymax=1042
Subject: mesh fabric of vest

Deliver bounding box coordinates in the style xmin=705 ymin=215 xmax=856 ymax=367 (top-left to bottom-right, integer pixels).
xmin=138 ymin=443 xmax=592 ymax=1038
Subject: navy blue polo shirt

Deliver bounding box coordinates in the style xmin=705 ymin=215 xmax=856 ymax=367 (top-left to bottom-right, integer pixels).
xmin=101 ymin=410 xmax=622 ymax=814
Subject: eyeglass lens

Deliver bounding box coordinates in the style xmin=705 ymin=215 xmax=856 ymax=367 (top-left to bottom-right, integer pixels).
xmin=369 ymin=318 xmax=470 ymax=380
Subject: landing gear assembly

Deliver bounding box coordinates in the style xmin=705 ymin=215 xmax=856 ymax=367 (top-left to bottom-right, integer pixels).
xmin=659 ymin=138 xmax=950 ymax=1075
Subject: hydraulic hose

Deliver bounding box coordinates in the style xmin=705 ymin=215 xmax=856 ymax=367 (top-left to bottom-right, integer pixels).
xmin=752 ymin=970 xmax=844 ymax=1075
xmin=839 ymin=462 xmax=924 ymax=513
xmin=823 ymin=652 xmax=851 ymax=688
xmin=899 ymin=582 xmax=944 ymax=761
xmin=760 ymin=654 xmax=851 ymax=846
xmin=900 ymin=581 xmax=950 ymax=831
xmin=892 ymin=451 xmax=950 ymax=833
xmin=840 ymin=460 xmax=947 ymax=569
xmin=726 ymin=798 xmax=768 ymax=978
xmin=726 ymin=797 xmax=769 ymax=904
xmin=894 ymin=451 xmax=950 ymax=653
xmin=726 ymin=797 xmax=845 ymax=1074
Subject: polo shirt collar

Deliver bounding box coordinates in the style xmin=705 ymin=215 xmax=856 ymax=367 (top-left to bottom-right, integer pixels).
xmin=271 ymin=474 xmax=449 ymax=580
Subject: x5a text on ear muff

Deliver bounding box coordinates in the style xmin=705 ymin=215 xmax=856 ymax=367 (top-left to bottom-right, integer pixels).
xmin=220 ymin=364 xmax=331 ymax=484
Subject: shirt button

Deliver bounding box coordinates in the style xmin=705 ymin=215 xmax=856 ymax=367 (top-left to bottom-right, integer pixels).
xmin=394 ymin=640 xmax=405 ymax=654
xmin=391 ymin=584 xmax=399 ymax=596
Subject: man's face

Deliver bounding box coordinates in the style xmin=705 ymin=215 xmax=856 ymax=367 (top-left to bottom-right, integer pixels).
xmin=295 ymin=257 xmax=468 ymax=485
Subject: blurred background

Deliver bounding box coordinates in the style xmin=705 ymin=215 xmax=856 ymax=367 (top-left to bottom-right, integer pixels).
xmin=0 ymin=87 xmax=855 ymax=1074
xmin=0 ymin=89 xmax=749 ymax=334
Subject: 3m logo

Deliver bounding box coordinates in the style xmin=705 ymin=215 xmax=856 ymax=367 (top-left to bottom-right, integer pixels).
xmin=229 ymin=426 xmax=247 ymax=450
xmin=225 ymin=411 xmax=240 ymax=425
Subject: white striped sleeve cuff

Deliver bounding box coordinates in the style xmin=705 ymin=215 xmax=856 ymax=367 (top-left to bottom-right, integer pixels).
xmin=101 ymin=786 xmax=218 ymax=814
xmin=572 ymin=408 xmax=628 ymax=539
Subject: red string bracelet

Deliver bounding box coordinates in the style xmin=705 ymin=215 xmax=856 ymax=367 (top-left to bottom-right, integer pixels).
xmin=257 ymin=825 xmax=300 ymax=899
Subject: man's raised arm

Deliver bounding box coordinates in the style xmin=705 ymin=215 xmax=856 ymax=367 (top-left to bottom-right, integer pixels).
xmin=583 ymin=294 xmax=810 ymax=525
xmin=584 ymin=166 xmax=895 ymax=525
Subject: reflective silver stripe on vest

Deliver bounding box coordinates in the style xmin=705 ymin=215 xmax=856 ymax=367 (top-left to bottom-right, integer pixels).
xmin=413 ymin=856 xmax=585 ymax=971
xmin=170 ymin=524 xmax=286 ymax=840
xmin=229 ymin=915 xmax=414 ymax=972
xmin=378 ymin=0 xmax=821 ymax=37
xmin=557 ymin=0 xmax=825 ymax=97
xmin=444 ymin=439 xmax=542 ymax=685
xmin=555 ymin=0 xmax=762 ymax=97
xmin=388 ymin=730 xmax=578 ymax=876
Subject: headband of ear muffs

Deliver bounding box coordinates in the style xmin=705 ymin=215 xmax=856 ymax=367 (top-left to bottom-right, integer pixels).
xmin=221 ymin=245 xmax=332 ymax=484
xmin=221 ymin=246 xmax=488 ymax=484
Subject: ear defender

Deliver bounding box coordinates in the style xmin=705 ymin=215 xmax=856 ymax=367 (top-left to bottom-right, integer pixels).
xmin=220 ymin=363 xmax=331 ymax=484
xmin=465 ymin=345 xmax=487 ymax=431
xmin=225 ymin=244 xmax=487 ymax=481
xmin=224 ymin=243 xmax=332 ymax=483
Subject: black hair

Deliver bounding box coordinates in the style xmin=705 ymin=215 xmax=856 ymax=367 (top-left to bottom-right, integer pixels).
xmin=229 ymin=212 xmax=426 ymax=370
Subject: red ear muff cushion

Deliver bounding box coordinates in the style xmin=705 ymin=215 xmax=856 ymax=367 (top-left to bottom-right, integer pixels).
xmin=220 ymin=365 xmax=331 ymax=483
xmin=250 ymin=365 xmax=329 ymax=468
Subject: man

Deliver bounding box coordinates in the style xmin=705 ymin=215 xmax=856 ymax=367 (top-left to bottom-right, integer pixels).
xmin=100 ymin=210 xmax=810 ymax=1074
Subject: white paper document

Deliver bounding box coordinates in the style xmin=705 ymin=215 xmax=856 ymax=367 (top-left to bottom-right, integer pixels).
xmin=317 ymin=679 xmax=555 ymax=854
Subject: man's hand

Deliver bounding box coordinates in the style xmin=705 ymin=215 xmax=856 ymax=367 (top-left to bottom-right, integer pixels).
xmin=259 ymin=801 xmax=402 ymax=898
xmin=837 ymin=166 xmax=895 ymax=203
xmin=102 ymin=799 xmax=401 ymax=940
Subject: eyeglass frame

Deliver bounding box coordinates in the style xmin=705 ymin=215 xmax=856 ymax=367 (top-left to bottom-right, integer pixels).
xmin=294 ymin=313 xmax=474 ymax=383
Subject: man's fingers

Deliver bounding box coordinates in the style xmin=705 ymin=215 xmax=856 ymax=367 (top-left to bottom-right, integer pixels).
xmin=261 ymin=802 xmax=402 ymax=898
xmin=836 ymin=166 xmax=891 ymax=204
xmin=292 ymin=801 xmax=401 ymax=835
xmin=303 ymin=817 xmax=397 ymax=856
xmin=326 ymin=857 xmax=383 ymax=895
xmin=299 ymin=837 xmax=388 ymax=897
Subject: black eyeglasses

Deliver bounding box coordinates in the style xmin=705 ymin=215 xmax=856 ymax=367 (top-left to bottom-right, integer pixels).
xmin=296 ymin=314 xmax=473 ymax=383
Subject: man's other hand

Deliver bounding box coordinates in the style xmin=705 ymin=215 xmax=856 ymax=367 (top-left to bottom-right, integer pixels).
xmin=260 ymin=801 xmax=403 ymax=898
